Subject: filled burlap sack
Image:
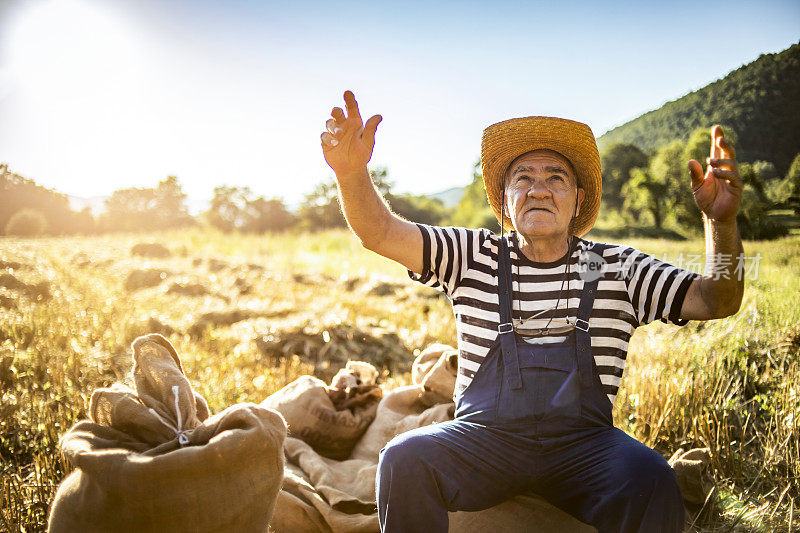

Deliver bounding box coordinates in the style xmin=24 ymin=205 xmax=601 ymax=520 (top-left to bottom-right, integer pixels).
xmin=668 ymin=447 xmax=713 ymax=506
xmin=330 ymin=360 xmax=379 ymax=388
xmin=340 ymin=345 xmax=459 ymax=463
xmin=48 ymin=334 xmax=287 ymax=533
xmin=411 ymin=343 xmax=455 ymax=384
xmin=448 ymin=493 xmax=596 ymax=532
xmin=262 ymin=371 xmax=381 ymax=460
xmin=411 ymin=344 xmax=459 ymax=406
xmin=328 ymin=361 xmax=383 ymax=411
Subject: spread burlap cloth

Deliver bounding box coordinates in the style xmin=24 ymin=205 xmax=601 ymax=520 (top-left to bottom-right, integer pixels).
xmin=267 ymin=344 xmax=597 ymax=533
xmin=48 ymin=334 xmax=287 ymax=533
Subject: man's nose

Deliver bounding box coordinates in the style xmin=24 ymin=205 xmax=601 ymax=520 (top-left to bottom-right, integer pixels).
xmin=526 ymin=179 xmax=551 ymax=198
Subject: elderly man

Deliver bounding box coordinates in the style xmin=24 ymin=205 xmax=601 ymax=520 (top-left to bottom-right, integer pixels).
xmin=320 ymin=91 xmax=743 ymax=533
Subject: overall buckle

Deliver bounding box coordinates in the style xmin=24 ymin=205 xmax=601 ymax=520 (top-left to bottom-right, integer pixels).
xmin=498 ymin=322 xmax=514 ymax=334
xmin=574 ymin=318 xmax=590 ymax=332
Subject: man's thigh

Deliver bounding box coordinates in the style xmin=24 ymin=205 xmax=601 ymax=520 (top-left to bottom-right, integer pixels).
xmin=531 ymin=426 xmax=683 ymax=528
xmin=378 ymin=420 xmax=531 ymax=512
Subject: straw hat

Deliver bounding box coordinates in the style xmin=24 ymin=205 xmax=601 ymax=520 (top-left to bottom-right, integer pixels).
xmin=481 ymin=116 xmax=602 ymax=237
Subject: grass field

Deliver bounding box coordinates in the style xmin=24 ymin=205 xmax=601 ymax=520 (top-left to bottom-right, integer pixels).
xmin=1 ymin=228 xmax=798 ymax=532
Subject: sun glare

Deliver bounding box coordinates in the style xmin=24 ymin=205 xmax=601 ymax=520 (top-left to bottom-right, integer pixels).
xmin=2 ymin=0 xmax=156 ymax=197
xmin=6 ymin=0 xmax=143 ymax=95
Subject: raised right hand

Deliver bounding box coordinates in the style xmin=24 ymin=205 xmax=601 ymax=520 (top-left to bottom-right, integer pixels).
xmin=320 ymin=90 xmax=382 ymax=178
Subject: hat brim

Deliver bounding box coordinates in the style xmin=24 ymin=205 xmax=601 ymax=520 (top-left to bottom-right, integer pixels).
xmin=480 ymin=116 xmax=602 ymax=237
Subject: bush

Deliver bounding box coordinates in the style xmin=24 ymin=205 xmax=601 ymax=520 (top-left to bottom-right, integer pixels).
xmin=5 ymin=209 xmax=48 ymax=236
xmin=736 ymin=185 xmax=789 ymax=240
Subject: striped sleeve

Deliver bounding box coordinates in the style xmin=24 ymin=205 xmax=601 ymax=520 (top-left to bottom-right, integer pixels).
xmin=618 ymin=246 xmax=700 ymax=326
xmin=406 ymin=224 xmax=479 ymax=296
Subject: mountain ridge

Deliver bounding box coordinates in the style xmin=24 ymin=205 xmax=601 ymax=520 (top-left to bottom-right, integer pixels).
xmin=597 ymin=42 xmax=800 ymax=174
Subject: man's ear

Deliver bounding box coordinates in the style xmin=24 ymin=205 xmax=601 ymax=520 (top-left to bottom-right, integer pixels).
xmin=576 ymin=188 xmax=586 ymax=217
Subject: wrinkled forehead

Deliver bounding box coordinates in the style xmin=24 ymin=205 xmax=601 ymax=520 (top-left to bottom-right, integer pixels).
xmin=503 ymin=149 xmax=578 ymax=186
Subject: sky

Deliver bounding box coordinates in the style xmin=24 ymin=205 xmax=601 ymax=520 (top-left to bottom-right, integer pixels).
xmin=1 ymin=0 xmax=798 ymax=213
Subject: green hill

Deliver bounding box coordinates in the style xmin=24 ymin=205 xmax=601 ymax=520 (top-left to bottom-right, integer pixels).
xmin=597 ymin=42 xmax=800 ymax=175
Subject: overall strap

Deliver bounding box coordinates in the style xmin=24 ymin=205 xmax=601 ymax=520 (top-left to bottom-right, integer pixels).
xmin=497 ymin=235 xmax=522 ymax=390
xmin=575 ymin=242 xmax=605 ymax=388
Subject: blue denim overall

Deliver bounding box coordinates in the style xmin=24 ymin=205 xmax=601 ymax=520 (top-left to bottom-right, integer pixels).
xmin=453 ymin=237 xmax=613 ymax=435
xmin=376 ymin=236 xmax=685 ymax=533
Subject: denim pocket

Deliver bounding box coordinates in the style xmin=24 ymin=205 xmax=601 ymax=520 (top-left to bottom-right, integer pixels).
xmin=496 ymin=339 xmax=581 ymax=423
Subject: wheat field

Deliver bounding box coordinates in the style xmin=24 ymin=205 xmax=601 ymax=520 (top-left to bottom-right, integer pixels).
xmin=1 ymin=228 xmax=798 ymax=532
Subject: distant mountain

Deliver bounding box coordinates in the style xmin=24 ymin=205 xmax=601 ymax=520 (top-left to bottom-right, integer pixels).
xmin=597 ymin=42 xmax=800 ymax=175
xmin=429 ymin=186 xmax=465 ymax=208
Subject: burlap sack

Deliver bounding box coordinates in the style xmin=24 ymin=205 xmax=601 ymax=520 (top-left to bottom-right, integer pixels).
xmin=284 ymin=436 xmax=378 ymax=509
xmin=668 ymin=447 xmax=713 ymax=505
xmin=262 ymin=374 xmax=380 ymax=460
xmin=270 ymin=463 xmax=378 ymax=533
xmin=411 ymin=344 xmax=459 ymax=407
xmin=349 ymin=385 xmax=454 ymax=462
xmin=48 ymin=334 xmax=287 ymax=533
xmin=448 ymin=493 xmax=597 ymax=532
xmin=411 ymin=343 xmax=455 ymax=384
xmin=270 ymin=463 xmax=333 ymax=533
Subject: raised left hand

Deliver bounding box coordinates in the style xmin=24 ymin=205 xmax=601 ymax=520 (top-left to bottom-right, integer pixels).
xmin=688 ymin=125 xmax=742 ymax=223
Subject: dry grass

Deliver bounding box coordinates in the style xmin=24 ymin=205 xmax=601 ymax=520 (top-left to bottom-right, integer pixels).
xmin=1 ymin=228 xmax=797 ymax=532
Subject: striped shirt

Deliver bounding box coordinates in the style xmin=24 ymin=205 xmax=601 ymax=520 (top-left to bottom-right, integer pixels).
xmin=408 ymin=224 xmax=699 ymax=405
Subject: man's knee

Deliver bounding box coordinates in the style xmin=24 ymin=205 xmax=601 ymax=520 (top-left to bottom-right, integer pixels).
xmin=378 ymin=431 xmax=436 ymax=474
xmin=616 ymin=444 xmax=683 ymax=511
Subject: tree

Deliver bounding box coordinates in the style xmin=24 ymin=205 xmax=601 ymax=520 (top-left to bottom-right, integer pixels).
xmin=205 ymin=186 xmax=252 ymax=232
xmin=153 ymin=176 xmax=193 ymax=228
xmin=204 ymin=186 xmax=293 ymax=233
xmin=241 ymin=197 xmax=295 ymax=233
xmin=297 ymin=167 xmax=400 ymax=231
xmin=622 ymin=168 xmax=668 ymax=228
xmin=763 ymin=174 xmax=794 ymax=205
xmin=600 ymin=143 xmax=649 ymax=210
xmin=297 ymin=179 xmax=347 ymax=230
xmin=100 ymin=187 xmax=157 ymax=232
xmin=666 ymin=138 xmax=703 ymax=232
xmin=737 ymin=183 xmax=788 ymax=239
xmin=5 ymin=208 xmax=48 ymax=236
xmin=752 ymin=160 xmax=779 ymax=183
xmin=99 ymin=176 xmax=194 ymax=232
xmin=788 ymin=152 xmax=800 ymax=191
xmin=787 ymin=152 xmax=800 ymax=212
xmin=386 ymin=194 xmax=448 ymax=226
xmin=0 ymin=164 xmax=93 ymax=235
xmin=449 ymin=160 xmax=499 ymax=231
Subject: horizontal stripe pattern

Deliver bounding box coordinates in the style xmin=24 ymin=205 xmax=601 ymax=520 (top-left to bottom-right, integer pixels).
xmin=408 ymin=224 xmax=698 ymax=406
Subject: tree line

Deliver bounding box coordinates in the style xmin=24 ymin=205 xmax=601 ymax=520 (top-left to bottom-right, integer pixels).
xmin=2 ymin=127 xmax=798 ymax=240
xmin=0 ymin=164 xmax=451 ymax=237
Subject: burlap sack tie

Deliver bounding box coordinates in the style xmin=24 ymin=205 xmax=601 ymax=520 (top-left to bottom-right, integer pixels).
xmin=147 ymin=384 xmax=190 ymax=445
xmin=89 ymin=334 xmax=208 ymax=448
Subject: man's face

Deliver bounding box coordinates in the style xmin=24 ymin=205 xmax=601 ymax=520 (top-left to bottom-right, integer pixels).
xmin=503 ymin=149 xmax=585 ymax=241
